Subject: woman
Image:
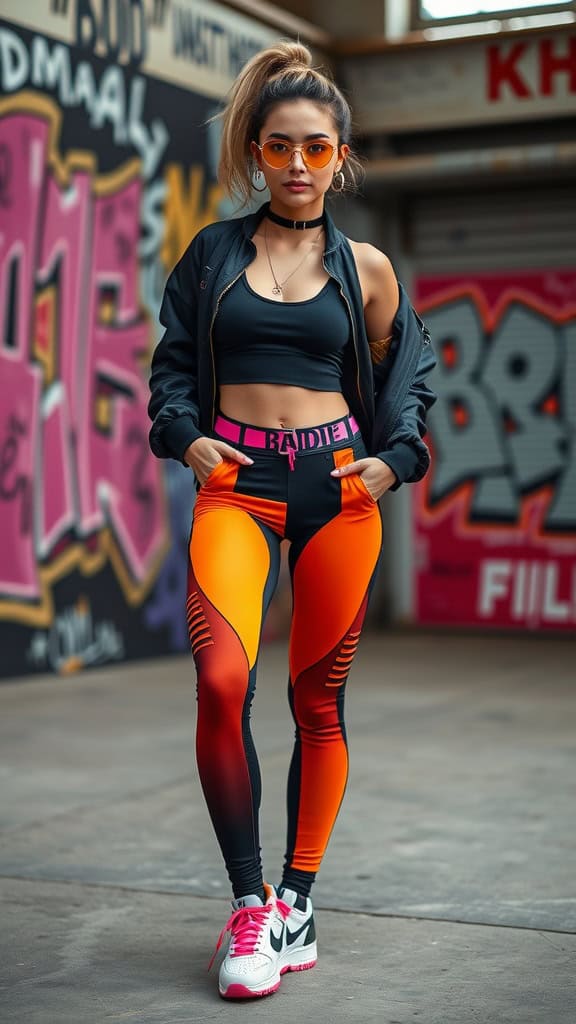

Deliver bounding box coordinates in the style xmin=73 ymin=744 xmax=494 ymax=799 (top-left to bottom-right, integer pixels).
xmin=148 ymin=41 xmax=436 ymax=1000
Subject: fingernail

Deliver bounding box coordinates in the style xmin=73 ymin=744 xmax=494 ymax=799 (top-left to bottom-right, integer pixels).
xmin=330 ymin=469 xmax=341 ymax=476
xmin=243 ymin=456 xmax=254 ymax=464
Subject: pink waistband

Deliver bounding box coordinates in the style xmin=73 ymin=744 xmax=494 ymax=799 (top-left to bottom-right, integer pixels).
xmin=213 ymin=413 xmax=360 ymax=456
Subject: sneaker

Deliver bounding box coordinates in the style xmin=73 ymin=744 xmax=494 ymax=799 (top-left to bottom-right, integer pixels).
xmin=275 ymin=885 xmax=318 ymax=972
xmin=213 ymin=883 xmax=290 ymax=999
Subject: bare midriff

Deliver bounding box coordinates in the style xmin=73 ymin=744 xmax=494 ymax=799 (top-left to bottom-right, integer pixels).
xmin=219 ymin=383 xmax=350 ymax=429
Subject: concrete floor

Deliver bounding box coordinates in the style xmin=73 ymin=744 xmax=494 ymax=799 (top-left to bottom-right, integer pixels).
xmin=1 ymin=632 xmax=575 ymax=1023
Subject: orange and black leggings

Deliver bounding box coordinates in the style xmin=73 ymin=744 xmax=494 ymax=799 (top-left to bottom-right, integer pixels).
xmin=187 ymin=413 xmax=382 ymax=900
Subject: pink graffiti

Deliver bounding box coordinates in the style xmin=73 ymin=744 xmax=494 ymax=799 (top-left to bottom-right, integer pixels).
xmin=0 ymin=106 xmax=165 ymax=599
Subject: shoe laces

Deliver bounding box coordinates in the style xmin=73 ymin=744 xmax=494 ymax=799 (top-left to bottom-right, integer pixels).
xmin=208 ymin=903 xmax=274 ymax=970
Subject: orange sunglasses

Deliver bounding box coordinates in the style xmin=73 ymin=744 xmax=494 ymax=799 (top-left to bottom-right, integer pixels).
xmin=254 ymin=139 xmax=336 ymax=170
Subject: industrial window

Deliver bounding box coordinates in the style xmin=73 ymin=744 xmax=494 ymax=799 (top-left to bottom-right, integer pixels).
xmin=413 ymin=0 xmax=575 ymax=29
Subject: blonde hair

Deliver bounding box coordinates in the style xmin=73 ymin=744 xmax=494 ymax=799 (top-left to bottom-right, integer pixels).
xmin=214 ymin=41 xmax=364 ymax=207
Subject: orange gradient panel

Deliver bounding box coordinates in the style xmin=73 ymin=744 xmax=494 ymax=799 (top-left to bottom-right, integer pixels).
xmin=288 ymin=599 xmax=368 ymax=873
xmin=291 ymin=742 xmax=349 ymax=872
xmin=190 ymin=508 xmax=270 ymax=670
xmin=289 ymin=447 xmax=381 ymax=683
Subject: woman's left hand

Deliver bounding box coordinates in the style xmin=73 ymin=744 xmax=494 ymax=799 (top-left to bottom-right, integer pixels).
xmin=330 ymin=457 xmax=397 ymax=501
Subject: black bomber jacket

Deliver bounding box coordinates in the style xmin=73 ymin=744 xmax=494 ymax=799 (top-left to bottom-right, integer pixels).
xmin=148 ymin=201 xmax=437 ymax=490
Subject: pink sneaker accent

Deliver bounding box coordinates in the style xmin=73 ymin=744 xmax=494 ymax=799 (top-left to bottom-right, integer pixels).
xmin=214 ymin=884 xmax=291 ymax=999
xmin=222 ymin=981 xmax=281 ymax=999
xmin=209 ymin=903 xmax=273 ymax=969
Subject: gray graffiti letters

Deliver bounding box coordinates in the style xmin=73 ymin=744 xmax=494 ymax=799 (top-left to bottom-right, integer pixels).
xmin=425 ymin=297 xmax=575 ymax=531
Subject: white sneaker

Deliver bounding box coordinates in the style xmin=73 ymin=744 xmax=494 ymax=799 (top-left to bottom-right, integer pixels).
xmin=275 ymin=885 xmax=318 ymax=972
xmin=214 ymin=884 xmax=289 ymax=999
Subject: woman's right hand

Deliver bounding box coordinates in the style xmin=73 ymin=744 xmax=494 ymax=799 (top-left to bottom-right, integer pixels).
xmin=184 ymin=436 xmax=254 ymax=485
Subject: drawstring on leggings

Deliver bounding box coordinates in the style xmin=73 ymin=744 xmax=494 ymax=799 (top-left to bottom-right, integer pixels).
xmin=283 ymin=429 xmax=298 ymax=471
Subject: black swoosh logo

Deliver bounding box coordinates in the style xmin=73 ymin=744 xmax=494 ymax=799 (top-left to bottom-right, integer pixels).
xmin=269 ymin=924 xmax=285 ymax=953
xmin=286 ymin=918 xmax=313 ymax=945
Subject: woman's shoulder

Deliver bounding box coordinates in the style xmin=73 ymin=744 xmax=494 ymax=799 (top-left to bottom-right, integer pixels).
xmin=347 ymin=237 xmax=398 ymax=305
xmin=348 ymin=238 xmax=395 ymax=278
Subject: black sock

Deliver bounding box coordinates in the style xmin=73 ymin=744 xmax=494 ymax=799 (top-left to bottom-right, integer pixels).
xmin=279 ymin=867 xmax=315 ymax=900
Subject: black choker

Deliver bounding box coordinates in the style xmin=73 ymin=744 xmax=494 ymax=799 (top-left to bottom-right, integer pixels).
xmin=266 ymin=208 xmax=325 ymax=231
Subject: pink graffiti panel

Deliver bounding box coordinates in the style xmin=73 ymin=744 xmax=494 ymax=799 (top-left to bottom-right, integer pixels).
xmin=0 ymin=355 xmax=42 ymax=596
xmin=0 ymin=104 xmax=166 ymax=603
xmin=86 ymin=320 xmax=165 ymax=576
xmin=76 ymin=182 xmax=165 ymax=574
xmin=414 ymin=270 xmax=576 ymax=631
xmin=41 ymin=386 xmax=75 ymax=554
xmin=0 ymin=113 xmax=47 ymax=357
xmin=38 ymin=166 xmax=94 ymax=551
xmin=0 ymin=112 xmax=46 ymax=596
xmin=106 ymin=377 xmax=165 ymax=578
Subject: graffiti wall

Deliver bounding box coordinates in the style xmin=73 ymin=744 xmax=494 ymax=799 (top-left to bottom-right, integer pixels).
xmin=0 ymin=1 xmax=276 ymax=676
xmin=414 ymin=271 xmax=576 ymax=631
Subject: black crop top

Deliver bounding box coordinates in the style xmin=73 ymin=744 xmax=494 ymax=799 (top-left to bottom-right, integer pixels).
xmin=213 ymin=272 xmax=350 ymax=391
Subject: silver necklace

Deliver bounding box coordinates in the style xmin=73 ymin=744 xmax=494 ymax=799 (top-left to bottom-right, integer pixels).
xmin=263 ymin=220 xmax=324 ymax=297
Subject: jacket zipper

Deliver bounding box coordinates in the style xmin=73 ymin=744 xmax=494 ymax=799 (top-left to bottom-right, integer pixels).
xmin=208 ymin=269 xmax=246 ymax=428
xmin=323 ymin=257 xmax=368 ymax=423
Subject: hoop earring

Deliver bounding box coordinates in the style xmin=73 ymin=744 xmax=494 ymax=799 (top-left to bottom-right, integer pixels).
xmin=331 ymin=170 xmax=345 ymax=193
xmin=253 ymin=168 xmax=268 ymax=193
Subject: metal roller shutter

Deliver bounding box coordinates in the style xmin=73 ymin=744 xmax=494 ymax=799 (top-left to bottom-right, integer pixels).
xmin=407 ymin=185 xmax=576 ymax=272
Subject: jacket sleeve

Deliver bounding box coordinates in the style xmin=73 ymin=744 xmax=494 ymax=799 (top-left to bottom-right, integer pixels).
xmin=147 ymin=251 xmax=204 ymax=464
xmin=374 ymin=319 xmax=437 ymax=491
